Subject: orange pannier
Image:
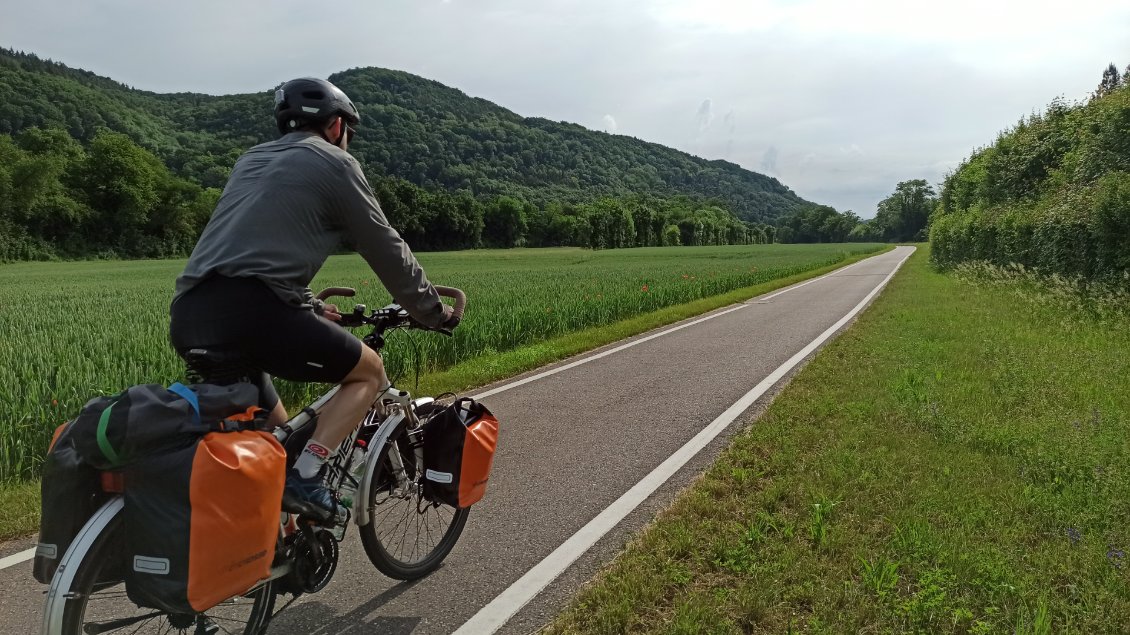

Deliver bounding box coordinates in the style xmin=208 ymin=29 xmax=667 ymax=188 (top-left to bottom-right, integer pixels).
xmin=421 ymin=398 xmax=500 ymax=508
xmin=124 ymin=429 xmax=285 ymax=614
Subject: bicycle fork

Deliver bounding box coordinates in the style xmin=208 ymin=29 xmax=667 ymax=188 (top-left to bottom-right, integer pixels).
xmin=353 ymin=386 xmax=424 ymax=527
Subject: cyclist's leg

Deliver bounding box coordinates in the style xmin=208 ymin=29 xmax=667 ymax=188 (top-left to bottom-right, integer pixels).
xmin=250 ymin=320 xmax=387 ymax=478
xmin=253 ymin=373 xmax=288 ymax=428
xmin=306 ymin=344 xmax=386 ymax=448
xmin=240 ymin=295 xmax=390 ymax=518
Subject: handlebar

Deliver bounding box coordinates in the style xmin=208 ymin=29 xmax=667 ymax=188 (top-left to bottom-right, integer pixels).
xmin=434 ymin=285 xmax=466 ymax=322
xmin=315 ymin=287 xmax=356 ymax=301
xmin=319 ymin=285 xmax=467 ymax=337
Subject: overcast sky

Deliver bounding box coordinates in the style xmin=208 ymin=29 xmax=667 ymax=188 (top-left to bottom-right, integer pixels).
xmin=3 ymin=1 xmax=1129 ymax=217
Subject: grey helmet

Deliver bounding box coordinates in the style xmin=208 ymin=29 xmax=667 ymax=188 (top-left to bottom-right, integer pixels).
xmin=274 ymin=77 xmax=360 ymax=135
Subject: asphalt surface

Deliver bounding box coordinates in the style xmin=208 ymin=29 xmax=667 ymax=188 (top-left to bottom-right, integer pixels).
xmin=1 ymin=246 xmax=914 ymax=634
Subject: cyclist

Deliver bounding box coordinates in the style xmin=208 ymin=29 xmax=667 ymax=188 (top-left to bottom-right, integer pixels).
xmin=169 ymin=77 xmax=459 ymax=521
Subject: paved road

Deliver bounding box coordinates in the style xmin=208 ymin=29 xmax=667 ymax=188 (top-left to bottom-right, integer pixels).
xmin=0 ymin=246 xmax=914 ymax=634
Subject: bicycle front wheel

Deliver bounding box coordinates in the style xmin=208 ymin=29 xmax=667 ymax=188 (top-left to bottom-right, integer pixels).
xmin=358 ymin=434 xmax=470 ymax=580
xmin=53 ymin=509 xmax=277 ymax=635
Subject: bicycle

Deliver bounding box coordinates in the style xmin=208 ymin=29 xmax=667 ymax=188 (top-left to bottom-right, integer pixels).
xmin=40 ymin=286 xmax=472 ymax=635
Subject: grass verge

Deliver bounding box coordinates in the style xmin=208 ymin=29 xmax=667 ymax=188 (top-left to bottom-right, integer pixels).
xmin=0 ymin=246 xmax=890 ymax=542
xmin=0 ymin=480 xmax=40 ymax=545
xmin=545 ymin=246 xmax=1130 ymax=634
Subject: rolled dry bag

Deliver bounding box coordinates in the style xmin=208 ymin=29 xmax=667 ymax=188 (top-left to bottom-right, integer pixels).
xmin=69 ymin=382 xmax=260 ymax=470
xmin=422 ymin=398 xmax=500 ymax=508
xmin=33 ymin=422 xmax=107 ymax=583
xmin=124 ymin=428 xmax=285 ymax=614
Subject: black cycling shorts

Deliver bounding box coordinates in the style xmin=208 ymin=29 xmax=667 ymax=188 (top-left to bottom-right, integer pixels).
xmin=169 ymin=276 xmax=363 ymax=410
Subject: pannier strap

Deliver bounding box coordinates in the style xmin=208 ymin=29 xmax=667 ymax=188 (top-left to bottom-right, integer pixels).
xmin=210 ymin=407 xmax=265 ymax=433
xmin=96 ymin=402 xmax=122 ymax=467
xmin=168 ymin=383 xmax=201 ymax=424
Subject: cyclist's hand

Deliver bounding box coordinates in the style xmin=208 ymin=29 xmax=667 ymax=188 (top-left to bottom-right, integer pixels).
xmin=440 ymin=304 xmax=461 ymax=331
xmin=322 ymin=303 xmax=342 ymax=323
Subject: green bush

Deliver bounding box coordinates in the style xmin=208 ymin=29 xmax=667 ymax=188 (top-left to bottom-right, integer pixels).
xmin=932 ymin=83 xmax=1130 ymax=287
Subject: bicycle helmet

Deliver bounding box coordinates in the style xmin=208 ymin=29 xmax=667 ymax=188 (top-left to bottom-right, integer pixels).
xmin=274 ymin=77 xmax=360 ymax=135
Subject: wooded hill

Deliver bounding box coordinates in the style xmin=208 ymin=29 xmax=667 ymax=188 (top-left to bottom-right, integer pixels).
xmin=0 ymin=47 xmax=818 ymax=260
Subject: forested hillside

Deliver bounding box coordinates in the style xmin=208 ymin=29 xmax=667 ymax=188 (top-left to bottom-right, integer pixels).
xmin=930 ymin=64 xmax=1130 ymax=285
xmin=0 ymin=48 xmax=818 ymax=260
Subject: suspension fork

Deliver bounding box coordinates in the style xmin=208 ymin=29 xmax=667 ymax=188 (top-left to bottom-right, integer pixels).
xmin=354 ymin=386 xmax=420 ymax=527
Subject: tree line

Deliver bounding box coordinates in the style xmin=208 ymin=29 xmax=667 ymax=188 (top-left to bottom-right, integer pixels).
xmin=0 ymin=125 xmax=777 ymax=262
xmin=773 ymin=180 xmax=936 ymax=244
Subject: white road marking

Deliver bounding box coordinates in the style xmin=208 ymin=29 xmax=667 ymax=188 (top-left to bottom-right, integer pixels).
xmin=473 ymin=254 xmax=874 ymax=401
xmin=453 ymin=247 xmax=914 ymax=635
xmin=0 ymin=548 xmax=35 ymax=570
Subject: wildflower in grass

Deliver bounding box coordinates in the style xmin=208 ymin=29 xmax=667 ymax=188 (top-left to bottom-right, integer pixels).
xmin=1066 ymin=527 xmax=1082 ymax=545
xmin=1106 ymin=546 xmax=1125 ymax=569
xmin=642 ymin=285 xmax=649 ymax=292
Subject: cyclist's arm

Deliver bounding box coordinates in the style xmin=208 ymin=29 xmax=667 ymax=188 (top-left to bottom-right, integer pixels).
xmin=332 ymin=157 xmax=446 ymax=328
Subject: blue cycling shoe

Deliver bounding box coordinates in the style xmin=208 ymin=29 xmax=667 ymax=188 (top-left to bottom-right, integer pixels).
xmin=282 ymin=469 xmax=337 ymax=522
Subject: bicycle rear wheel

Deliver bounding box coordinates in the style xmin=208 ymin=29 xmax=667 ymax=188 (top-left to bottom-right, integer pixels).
xmin=54 ymin=510 xmax=277 ymax=635
xmin=358 ymin=429 xmax=470 ymax=580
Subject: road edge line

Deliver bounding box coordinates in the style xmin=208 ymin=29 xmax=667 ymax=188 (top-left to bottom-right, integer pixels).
xmin=0 ymin=547 xmax=35 ymax=571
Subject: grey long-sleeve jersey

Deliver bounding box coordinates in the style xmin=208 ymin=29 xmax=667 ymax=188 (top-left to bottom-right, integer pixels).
xmin=174 ymin=132 xmax=445 ymax=327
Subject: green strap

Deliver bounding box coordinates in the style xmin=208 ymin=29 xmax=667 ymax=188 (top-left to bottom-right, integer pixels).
xmin=96 ymin=402 xmax=121 ymax=467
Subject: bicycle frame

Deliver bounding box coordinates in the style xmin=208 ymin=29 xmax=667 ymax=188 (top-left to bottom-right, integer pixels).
xmin=269 ymin=382 xmax=431 ymax=528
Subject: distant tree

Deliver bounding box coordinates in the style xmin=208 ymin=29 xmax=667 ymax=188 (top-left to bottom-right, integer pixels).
xmin=78 ymin=130 xmax=164 ymax=254
xmin=1095 ymin=62 xmax=1122 ymax=99
xmin=847 ymin=220 xmax=881 ymax=242
xmin=873 ymin=179 xmax=936 ymax=242
xmin=662 ymin=224 xmax=681 ymax=246
xmin=482 ymin=196 xmax=528 ymax=248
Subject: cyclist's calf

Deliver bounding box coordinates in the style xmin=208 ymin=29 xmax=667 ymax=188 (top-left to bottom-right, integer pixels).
xmin=309 ymin=345 xmax=389 ymax=455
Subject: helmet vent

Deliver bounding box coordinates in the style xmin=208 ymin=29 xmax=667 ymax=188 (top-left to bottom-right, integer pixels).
xmin=301 ymin=90 xmax=327 ymax=100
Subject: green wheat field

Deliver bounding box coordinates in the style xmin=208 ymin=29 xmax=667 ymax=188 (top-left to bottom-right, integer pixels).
xmin=0 ymin=243 xmax=881 ymax=483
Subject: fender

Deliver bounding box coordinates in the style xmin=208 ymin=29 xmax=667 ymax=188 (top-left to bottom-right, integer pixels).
xmin=353 ymin=414 xmax=404 ymax=528
xmin=42 ymin=496 xmax=124 ymax=635
xmin=354 ymin=397 xmax=434 ymax=527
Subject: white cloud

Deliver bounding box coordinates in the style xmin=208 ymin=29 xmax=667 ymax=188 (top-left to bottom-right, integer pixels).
xmin=602 ymin=114 xmax=618 ymax=133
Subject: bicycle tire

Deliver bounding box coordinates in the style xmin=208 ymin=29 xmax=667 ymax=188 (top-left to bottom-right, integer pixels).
xmin=56 ymin=512 xmax=277 ymax=635
xmin=358 ymin=431 xmax=471 ymax=580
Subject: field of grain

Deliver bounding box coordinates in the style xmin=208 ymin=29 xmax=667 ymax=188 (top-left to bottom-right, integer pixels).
xmin=0 ymin=244 xmax=881 ymax=481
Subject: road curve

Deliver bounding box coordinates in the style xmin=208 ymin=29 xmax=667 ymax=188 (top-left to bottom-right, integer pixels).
xmin=0 ymin=246 xmax=914 ymax=634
